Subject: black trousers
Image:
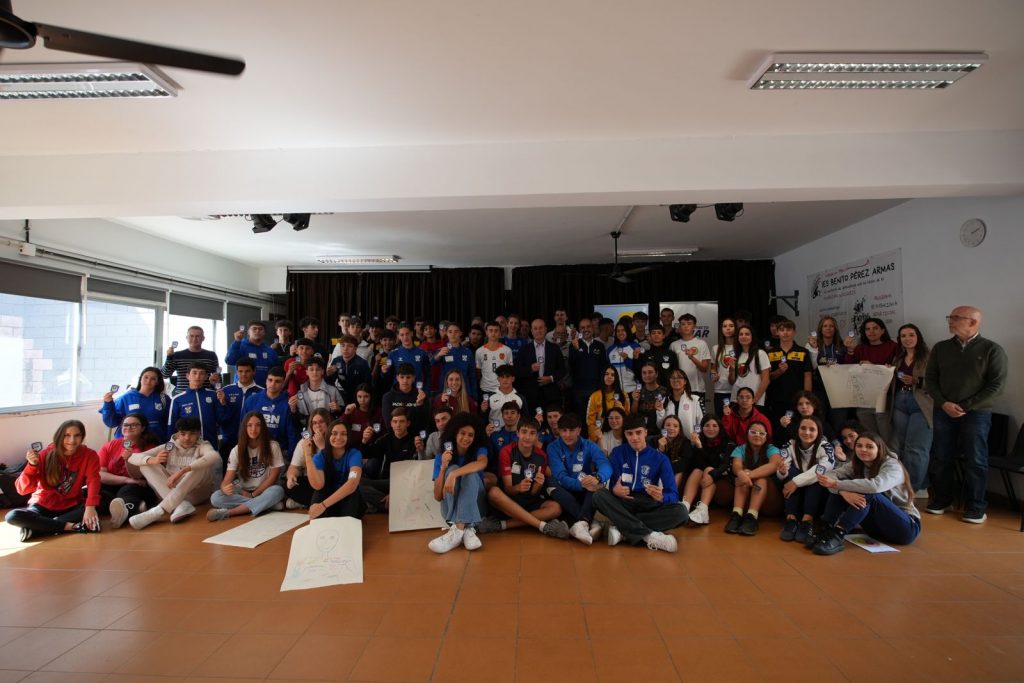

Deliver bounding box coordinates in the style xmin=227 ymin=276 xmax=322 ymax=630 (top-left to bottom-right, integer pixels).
xmin=99 ymin=483 xmax=157 ymax=516
xmin=312 ymin=488 xmax=367 ymax=519
xmin=547 ymin=485 xmax=595 ymax=524
xmin=593 ymin=489 xmax=688 ymax=545
xmin=285 ymin=477 xmax=315 ymax=507
xmin=5 ymin=503 xmax=84 ymax=535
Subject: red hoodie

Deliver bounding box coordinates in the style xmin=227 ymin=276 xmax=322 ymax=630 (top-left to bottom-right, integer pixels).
xmin=16 ymin=444 xmax=101 ymax=510
xmin=721 ymin=408 xmax=773 ymax=446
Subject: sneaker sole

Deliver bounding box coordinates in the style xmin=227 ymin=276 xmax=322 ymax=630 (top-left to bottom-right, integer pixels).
xmin=961 ymin=515 xmax=987 ymax=524
xmin=109 ymin=500 xmax=129 ymax=529
xmin=925 ymin=508 xmax=947 ymax=515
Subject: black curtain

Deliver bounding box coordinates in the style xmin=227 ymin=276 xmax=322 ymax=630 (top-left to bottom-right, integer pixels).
xmin=510 ymin=260 xmax=777 ymax=331
xmin=287 ymin=268 xmax=504 ymax=329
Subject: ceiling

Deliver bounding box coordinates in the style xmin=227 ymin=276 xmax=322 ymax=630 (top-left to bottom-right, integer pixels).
xmin=1 ymin=0 xmax=1022 ymax=269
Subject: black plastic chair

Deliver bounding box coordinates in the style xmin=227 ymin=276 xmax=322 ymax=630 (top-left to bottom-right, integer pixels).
xmin=987 ymin=422 xmax=1024 ymax=531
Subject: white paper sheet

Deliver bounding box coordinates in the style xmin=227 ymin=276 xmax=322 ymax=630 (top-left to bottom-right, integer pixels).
xmin=202 ymin=511 xmax=308 ymax=548
xmin=819 ymin=363 xmax=895 ymax=409
xmin=280 ymin=516 xmax=363 ymax=591
xmin=388 ymin=460 xmax=448 ymax=533
xmin=844 ymin=533 xmax=899 ymax=553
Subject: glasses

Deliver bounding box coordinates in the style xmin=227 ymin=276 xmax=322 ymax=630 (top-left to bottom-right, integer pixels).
xmin=945 ymin=315 xmax=976 ymax=323
xmin=121 ymin=423 xmax=142 ymax=429
xmin=747 ymin=430 xmax=768 ymax=437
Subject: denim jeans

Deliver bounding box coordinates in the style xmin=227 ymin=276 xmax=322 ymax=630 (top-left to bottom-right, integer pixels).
xmin=210 ymin=484 xmax=285 ymax=516
xmin=823 ymin=492 xmax=920 ymax=545
xmin=891 ymin=391 xmax=933 ymax=491
xmin=779 ymin=477 xmax=828 ymax=519
xmin=440 ymin=473 xmax=485 ymax=526
xmin=929 ymin=408 xmax=991 ymax=514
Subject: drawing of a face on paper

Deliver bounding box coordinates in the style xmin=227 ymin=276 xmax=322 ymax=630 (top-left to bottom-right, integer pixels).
xmin=316 ymin=529 xmax=340 ymax=558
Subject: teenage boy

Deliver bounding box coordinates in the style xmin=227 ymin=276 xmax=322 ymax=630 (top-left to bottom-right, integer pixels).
xmin=593 ymin=414 xmax=687 ymax=552
xmin=546 ymin=413 xmax=612 ymax=544
xmin=162 ymin=326 xmax=219 ymax=394
xmin=467 ymin=324 xmax=485 ymax=351
xmin=432 ymin=322 xmax=479 ymax=398
xmin=216 ymin=357 xmax=262 ymax=461
xmin=168 ymin=363 xmax=222 ymax=446
xmin=632 ymin=311 xmax=650 ymax=350
xmin=294 ymin=357 xmax=341 ymax=427
xmin=381 ymin=362 xmax=430 ymax=435
xmin=297 ymin=316 xmax=329 ymax=360
xmin=226 ymin=320 xmax=278 ymax=386
xmin=413 ymin=317 xmax=426 ymax=343
xmin=128 ymin=417 xmax=220 ymax=528
xmin=242 ymin=366 xmax=298 ymax=453
xmin=284 ymin=338 xmax=315 ymax=396
xmin=477 ymin=321 xmax=514 ymax=398
xmin=546 ymin=308 xmax=571 ymax=357
xmin=345 ymin=317 xmax=374 ymax=363
xmin=596 ymin=318 xmax=615 ymax=347
xmin=328 ymin=334 xmax=372 ymax=404
xmin=514 ymin=319 xmax=565 ymax=413
xmin=390 ymin=324 xmax=432 ymax=392
xmin=640 ymin=325 xmax=678 ymax=387
xmin=488 ymin=402 xmax=521 ymax=466
xmin=360 ymin=408 xmax=421 ymax=512
xmin=335 ymin=312 xmax=352 ymax=346
xmin=479 ymin=418 xmax=569 ymax=539
xmin=659 ymin=308 xmax=679 ymax=344
xmin=669 ymin=314 xmax=711 ymax=410
xmin=568 ymin=317 xmax=608 ymax=414
xmin=270 ymin=320 xmax=294 ymax=356
xmin=538 ymin=404 xmax=562 ymax=448
xmin=483 ymin=365 xmax=525 ymax=425
xmin=371 ymin=329 xmax=399 ymax=397
xmin=503 ymin=313 xmax=527 ymax=359
xmin=419 ymin=321 xmax=448 ymax=390
xmin=764 ymin=319 xmax=812 ymax=447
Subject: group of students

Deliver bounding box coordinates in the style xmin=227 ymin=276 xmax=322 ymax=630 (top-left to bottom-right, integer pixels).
xmin=4 ymin=306 xmax=942 ymax=559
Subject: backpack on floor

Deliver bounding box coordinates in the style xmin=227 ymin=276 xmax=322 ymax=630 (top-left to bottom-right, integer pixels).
xmin=0 ymin=461 xmax=30 ymax=509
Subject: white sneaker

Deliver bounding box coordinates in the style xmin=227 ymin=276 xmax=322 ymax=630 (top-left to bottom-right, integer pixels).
xmin=285 ymin=498 xmax=303 ymax=510
xmin=129 ymin=506 xmax=165 ymax=530
xmin=109 ymin=498 xmax=129 ymax=529
xmin=428 ymin=526 xmax=465 ymax=554
xmin=462 ymin=527 xmax=482 ymax=551
xmin=589 ymin=521 xmax=603 ymax=542
xmin=681 ymin=501 xmax=691 ymax=517
xmin=169 ymin=501 xmax=196 ymax=523
xmin=206 ymin=508 xmax=231 ymax=522
xmin=607 ymin=525 xmax=623 ymax=547
xmin=272 ymin=501 xmax=285 ymax=511
xmin=689 ymin=502 xmax=709 ymax=525
xmin=645 ymin=531 xmax=679 ymax=553
xmin=569 ymin=520 xmax=593 ymax=546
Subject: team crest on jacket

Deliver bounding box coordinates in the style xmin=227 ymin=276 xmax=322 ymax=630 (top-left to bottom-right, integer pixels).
xmin=183 ymin=404 xmax=193 ymax=414
xmin=682 ymin=403 xmax=690 ymax=411
xmin=641 ymin=464 xmax=651 ymax=476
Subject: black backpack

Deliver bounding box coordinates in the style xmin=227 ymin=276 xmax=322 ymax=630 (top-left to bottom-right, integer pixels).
xmin=0 ymin=461 xmax=31 ymax=509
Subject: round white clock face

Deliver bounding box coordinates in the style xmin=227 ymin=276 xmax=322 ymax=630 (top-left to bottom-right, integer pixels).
xmin=960 ymin=219 xmax=986 ymax=248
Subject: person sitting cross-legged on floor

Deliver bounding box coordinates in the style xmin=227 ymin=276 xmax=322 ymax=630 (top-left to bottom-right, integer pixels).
xmin=207 ymin=411 xmax=286 ymax=521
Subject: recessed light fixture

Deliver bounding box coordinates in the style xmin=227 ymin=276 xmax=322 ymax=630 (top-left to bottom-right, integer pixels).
xmin=749 ymin=52 xmax=987 ymax=90
xmin=315 ymin=255 xmax=402 ymax=264
xmin=0 ymin=61 xmax=179 ymax=99
xmin=620 ymin=248 xmax=699 ymax=258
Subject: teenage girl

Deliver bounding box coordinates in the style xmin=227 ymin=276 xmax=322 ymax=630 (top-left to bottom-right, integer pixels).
xmin=710 ymin=318 xmax=737 ymax=416
xmin=586 ymin=367 xmax=629 ymax=442
xmin=725 ymin=423 xmax=782 ymax=536
xmin=683 ymin=416 xmax=735 ymax=525
xmin=208 ymin=411 xmax=286 ymax=521
xmin=285 ymin=408 xmax=331 ymax=508
xmin=428 ymin=413 xmax=490 ymax=554
xmin=777 ymin=415 xmax=835 ymax=545
xmin=597 ymin=407 xmax=627 ymax=456
xmin=658 ymin=368 xmax=703 ymax=444
xmin=654 ymin=415 xmax=692 ymax=490
xmin=307 ymin=420 xmax=365 ymax=519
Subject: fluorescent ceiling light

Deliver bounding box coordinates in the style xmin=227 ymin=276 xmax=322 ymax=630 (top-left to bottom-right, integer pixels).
xmin=0 ymin=62 xmax=178 ymax=99
xmin=620 ymin=248 xmax=698 ymax=258
xmin=315 ymin=255 xmax=401 ymax=264
xmin=749 ymin=52 xmax=986 ymax=90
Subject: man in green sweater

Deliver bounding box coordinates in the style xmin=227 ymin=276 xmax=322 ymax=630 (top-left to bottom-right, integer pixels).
xmin=925 ymin=306 xmax=1007 ymax=524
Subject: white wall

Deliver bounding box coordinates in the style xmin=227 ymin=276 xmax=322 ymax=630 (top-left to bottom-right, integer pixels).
xmin=0 ymin=403 xmax=109 ymax=471
xmin=775 ymin=196 xmax=1023 ymax=494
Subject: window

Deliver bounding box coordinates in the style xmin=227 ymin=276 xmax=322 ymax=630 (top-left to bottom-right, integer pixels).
xmin=81 ymin=299 xmax=159 ymax=400
xmin=166 ymin=315 xmax=228 ymax=370
xmin=0 ymin=293 xmax=79 ymax=409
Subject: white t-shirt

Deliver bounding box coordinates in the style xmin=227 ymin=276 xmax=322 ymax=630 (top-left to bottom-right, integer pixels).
xmin=712 ymin=344 xmax=735 ymax=394
xmin=475 ymin=344 xmax=513 ymax=394
xmin=731 ymin=349 xmax=770 ymax=406
xmin=670 ymin=337 xmax=711 ymax=393
xmin=228 ymin=442 xmax=285 ymax=490
xmin=657 ymin=394 xmax=704 ymax=438
xmin=487 ymin=389 xmax=524 ymax=424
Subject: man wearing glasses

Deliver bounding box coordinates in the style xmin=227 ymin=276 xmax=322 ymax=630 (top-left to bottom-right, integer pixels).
xmin=925 ymin=306 xmax=1007 ymax=524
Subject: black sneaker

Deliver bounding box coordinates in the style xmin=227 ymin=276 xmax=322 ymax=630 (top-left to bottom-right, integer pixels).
xmin=925 ymin=501 xmax=950 ymax=515
xmin=961 ymin=511 xmax=987 ymax=524
xmin=739 ymin=513 xmax=759 ymax=536
xmin=724 ymin=511 xmax=743 ymax=534
xmin=794 ymin=520 xmax=813 ymax=545
xmin=71 ymin=522 xmax=100 ymax=534
xmin=19 ymin=527 xmax=34 ymax=543
xmin=803 ymin=525 xmax=819 ymax=549
xmin=812 ymin=527 xmax=845 ymax=555
xmin=779 ymin=519 xmax=798 ymax=542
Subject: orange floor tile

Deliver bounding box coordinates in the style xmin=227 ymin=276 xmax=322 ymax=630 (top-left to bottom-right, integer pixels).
xmin=0 ymin=505 xmax=1022 ymax=682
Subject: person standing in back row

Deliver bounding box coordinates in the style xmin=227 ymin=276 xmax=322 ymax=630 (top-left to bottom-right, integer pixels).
xmin=925 ymin=306 xmax=1007 ymax=524
xmin=162 ymin=326 xmax=219 ymax=394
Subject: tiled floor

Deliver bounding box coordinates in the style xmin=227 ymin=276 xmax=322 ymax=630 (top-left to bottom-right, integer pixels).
xmin=0 ymin=506 xmax=1022 ymax=682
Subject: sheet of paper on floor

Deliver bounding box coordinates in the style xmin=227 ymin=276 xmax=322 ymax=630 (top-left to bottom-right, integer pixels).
xmin=281 ymin=516 xmax=363 ymax=591
xmin=845 ymin=533 xmax=899 ymax=553
xmin=202 ymin=511 xmax=309 ymax=548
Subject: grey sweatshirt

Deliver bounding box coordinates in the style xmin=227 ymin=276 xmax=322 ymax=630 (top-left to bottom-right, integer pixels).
xmin=830 ymin=456 xmax=920 ymax=519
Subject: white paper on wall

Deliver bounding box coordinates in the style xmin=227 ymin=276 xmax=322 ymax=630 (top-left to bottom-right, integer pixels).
xmin=280 ymin=516 xmax=363 ymax=591
xmin=388 ymin=460 xmax=448 ymax=533
xmin=819 ymin=363 xmax=895 ymax=410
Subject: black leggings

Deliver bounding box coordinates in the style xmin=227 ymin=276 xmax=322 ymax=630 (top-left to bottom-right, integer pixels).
xmin=311 ymin=488 xmax=366 ymax=519
xmin=5 ymin=503 xmax=84 ymax=535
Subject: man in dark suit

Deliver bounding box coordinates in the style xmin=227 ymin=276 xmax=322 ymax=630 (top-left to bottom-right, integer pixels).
xmin=514 ymin=318 xmax=566 ymax=413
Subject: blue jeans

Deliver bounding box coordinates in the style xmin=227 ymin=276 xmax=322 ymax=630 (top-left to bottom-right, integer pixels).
xmin=210 ymin=484 xmax=285 ymax=516
xmin=823 ymin=492 xmax=920 ymax=545
xmin=929 ymin=408 xmax=991 ymax=514
xmin=440 ymin=473 xmax=485 ymax=526
xmin=779 ymin=477 xmax=827 ymax=519
xmin=891 ymin=391 xmax=933 ymax=491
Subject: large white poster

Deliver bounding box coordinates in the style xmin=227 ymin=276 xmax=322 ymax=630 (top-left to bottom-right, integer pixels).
xmin=807 ymin=249 xmax=903 ymax=336
xmin=280 ymin=517 xmax=363 ymax=591
xmin=388 ymin=460 xmax=448 ymax=533
xmin=819 ymin=363 xmax=895 ymax=410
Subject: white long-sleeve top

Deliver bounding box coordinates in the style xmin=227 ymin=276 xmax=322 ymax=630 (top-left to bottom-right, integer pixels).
xmin=777 ymin=440 xmax=836 ymax=487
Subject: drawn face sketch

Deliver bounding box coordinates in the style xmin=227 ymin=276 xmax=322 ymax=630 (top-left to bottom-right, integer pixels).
xmin=316 ymin=529 xmax=340 ymax=558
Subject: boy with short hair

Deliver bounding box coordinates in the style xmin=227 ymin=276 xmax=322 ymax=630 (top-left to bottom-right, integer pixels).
xmin=294 ymin=357 xmax=341 ymax=426
xmin=328 ymin=334 xmax=372 ymax=404
xmin=764 ymin=319 xmax=812 ymax=446
xmin=539 ymin=404 xmax=562 ymax=448
xmin=476 ymin=321 xmax=514 ymax=397
xmin=216 ymin=357 xmax=262 ymax=461
xmin=431 ymin=322 xmax=478 ymax=398
xmin=488 ymin=402 xmax=521 ymax=466
xmin=480 ymin=418 xmax=569 ymax=539
xmin=483 ymin=365 xmax=524 ymax=425
xmin=168 ymin=363 xmax=221 ymax=446
xmin=669 ymin=314 xmax=711 ymax=410
xmin=546 ymin=413 xmax=612 ymax=544
xmin=371 ymin=329 xmax=399 ymax=396
xmin=284 ymin=338 xmax=315 ymax=396
xmin=381 ymin=362 xmax=430 ymax=435
xmin=389 ymin=324 xmax=432 ymax=392
xmin=360 ymin=407 xmax=421 ymax=512
xmin=225 ymin=319 xmax=278 ymax=387
xmin=593 ymin=415 xmax=687 ymax=552
xmin=242 ymin=366 xmax=298 ymax=454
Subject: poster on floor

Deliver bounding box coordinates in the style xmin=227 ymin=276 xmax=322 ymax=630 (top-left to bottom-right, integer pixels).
xmin=807 ymin=248 xmax=903 ymax=336
xmin=280 ymin=516 xmax=363 ymax=591
xmin=388 ymin=460 xmax=449 ymax=533
xmin=818 ymin=363 xmax=895 ymax=410
xmin=657 ymin=301 xmax=718 ymax=340
xmin=845 ymin=534 xmax=899 ymax=553
xmin=203 ymin=511 xmax=309 ymax=548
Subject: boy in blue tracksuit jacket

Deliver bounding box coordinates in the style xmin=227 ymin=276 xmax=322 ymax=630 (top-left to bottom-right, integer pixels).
xmin=215 ymin=357 xmax=263 ymax=460
xmin=328 ymin=335 xmax=372 ymax=404
xmin=429 ymin=323 xmax=478 ymax=399
xmin=241 ymin=367 xmax=298 ymax=454
xmin=488 ymin=402 xmax=521 ymax=473
xmin=225 ymin=320 xmax=279 ymax=386
xmin=167 ymin=365 xmax=223 ymax=446
xmin=546 ymin=413 xmax=612 ymax=544
xmin=593 ymin=414 xmax=688 ymax=552
xmin=388 ymin=326 xmax=433 ymax=393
